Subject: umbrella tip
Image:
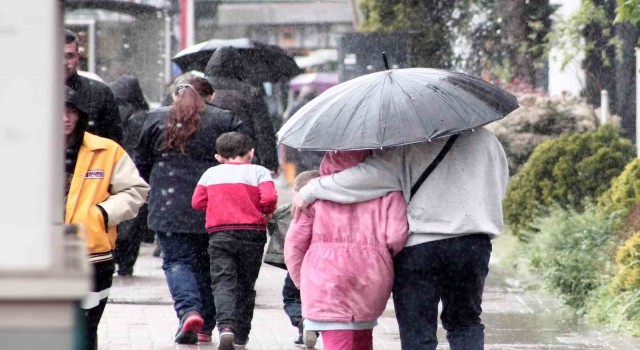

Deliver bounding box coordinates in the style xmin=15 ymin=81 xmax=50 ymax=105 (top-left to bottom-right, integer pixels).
xmin=382 ymin=52 xmax=389 ymax=70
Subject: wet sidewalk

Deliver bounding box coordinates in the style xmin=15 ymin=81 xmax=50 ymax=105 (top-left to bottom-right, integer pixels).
xmin=99 ymin=181 xmax=640 ymax=350
xmin=99 ymin=242 xmax=640 ymax=350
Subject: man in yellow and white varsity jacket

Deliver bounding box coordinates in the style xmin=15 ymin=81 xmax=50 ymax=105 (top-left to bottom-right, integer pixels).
xmin=64 ymin=86 xmax=149 ymax=350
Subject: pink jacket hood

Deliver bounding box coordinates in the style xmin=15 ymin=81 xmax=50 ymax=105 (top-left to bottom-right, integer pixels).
xmin=320 ymin=150 xmax=371 ymax=175
xmin=285 ymin=151 xmax=409 ymax=323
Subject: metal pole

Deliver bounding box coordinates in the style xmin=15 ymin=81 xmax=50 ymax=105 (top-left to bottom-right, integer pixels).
xmin=636 ymin=47 xmax=640 ymax=157
xmin=348 ymin=0 xmax=360 ymax=30
xmin=600 ymin=90 xmax=610 ymax=125
xmin=186 ymin=0 xmax=195 ymax=47
xmin=165 ymin=14 xmax=172 ymax=86
xmin=179 ymin=0 xmax=194 ymax=49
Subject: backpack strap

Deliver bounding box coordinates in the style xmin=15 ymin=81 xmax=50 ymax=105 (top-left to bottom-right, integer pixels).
xmin=410 ymin=134 xmax=459 ymax=199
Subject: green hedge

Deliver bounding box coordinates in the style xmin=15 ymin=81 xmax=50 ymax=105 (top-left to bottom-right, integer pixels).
xmin=612 ymin=232 xmax=640 ymax=292
xmin=525 ymin=206 xmax=619 ymax=313
xmin=504 ymin=125 xmax=634 ymax=238
xmin=598 ymin=158 xmax=640 ymax=217
xmin=587 ymin=231 xmax=640 ymax=335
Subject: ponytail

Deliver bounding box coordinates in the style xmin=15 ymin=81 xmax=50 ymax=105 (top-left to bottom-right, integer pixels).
xmin=162 ymin=82 xmax=204 ymax=153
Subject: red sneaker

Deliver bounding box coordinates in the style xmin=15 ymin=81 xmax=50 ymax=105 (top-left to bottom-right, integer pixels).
xmin=174 ymin=311 xmax=204 ymax=344
xmin=198 ymin=332 xmax=212 ymax=343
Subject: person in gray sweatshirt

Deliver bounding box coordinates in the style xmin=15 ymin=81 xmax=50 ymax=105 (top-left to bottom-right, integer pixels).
xmin=291 ymin=127 xmax=509 ymax=350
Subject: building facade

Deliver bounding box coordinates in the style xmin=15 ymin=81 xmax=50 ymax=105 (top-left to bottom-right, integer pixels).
xmin=195 ymin=0 xmax=357 ymax=55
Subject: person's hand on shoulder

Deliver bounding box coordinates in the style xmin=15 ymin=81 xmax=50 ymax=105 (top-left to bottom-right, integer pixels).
xmin=291 ymin=193 xmax=311 ymax=220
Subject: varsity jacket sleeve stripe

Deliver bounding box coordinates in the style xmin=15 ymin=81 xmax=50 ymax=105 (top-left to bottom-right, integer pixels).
xmin=98 ymin=151 xmax=150 ymax=226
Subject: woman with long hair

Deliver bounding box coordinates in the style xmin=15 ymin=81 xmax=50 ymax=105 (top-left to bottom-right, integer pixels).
xmin=135 ymin=76 xmax=244 ymax=345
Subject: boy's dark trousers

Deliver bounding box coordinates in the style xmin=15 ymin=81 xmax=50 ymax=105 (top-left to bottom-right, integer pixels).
xmin=282 ymin=273 xmax=302 ymax=326
xmin=209 ymin=230 xmax=267 ymax=344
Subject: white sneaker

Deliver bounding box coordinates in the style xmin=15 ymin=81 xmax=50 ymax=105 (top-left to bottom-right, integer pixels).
xmin=303 ymin=329 xmax=318 ymax=348
xmin=218 ymin=328 xmax=235 ymax=350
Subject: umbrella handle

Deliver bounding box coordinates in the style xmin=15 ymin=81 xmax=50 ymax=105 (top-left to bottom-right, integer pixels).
xmin=382 ymin=52 xmax=389 ymax=70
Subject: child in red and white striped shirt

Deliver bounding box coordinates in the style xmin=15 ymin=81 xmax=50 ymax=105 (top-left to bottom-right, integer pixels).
xmin=192 ymin=132 xmax=278 ymax=349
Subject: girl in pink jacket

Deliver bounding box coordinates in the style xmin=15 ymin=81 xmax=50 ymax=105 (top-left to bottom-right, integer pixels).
xmin=284 ymin=150 xmax=408 ymax=350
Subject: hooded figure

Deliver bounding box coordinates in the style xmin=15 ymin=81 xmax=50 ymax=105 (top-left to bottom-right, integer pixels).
xmin=64 ymin=86 xmax=149 ymax=350
xmin=65 ymin=86 xmax=90 ymax=183
xmin=205 ymin=46 xmax=278 ymax=172
xmin=109 ymin=75 xmax=149 ymax=155
xmin=108 ymin=75 xmax=154 ymax=275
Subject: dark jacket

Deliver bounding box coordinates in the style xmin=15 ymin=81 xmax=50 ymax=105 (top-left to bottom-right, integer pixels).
xmin=109 ymin=75 xmax=154 ymax=243
xmin=134 ymin=103 xmax=243 ymax=233
xmin=264 ymin=204 xmax=292 ymax=270
xmin=205 ymin=46 xmax=278 ymax=172
xmin=66 ymin=72 xmax=123 ymax=143
xmin=109 ymin=75 xmax=149 ymax=155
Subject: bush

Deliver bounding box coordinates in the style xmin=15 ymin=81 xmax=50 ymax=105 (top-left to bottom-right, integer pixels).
xmin=598 ymin=158 xmax=640 ymax=217
xmin=598 ymin=159 xmax=640 ymax=240
xmin=587 ymin=232 xmax=640 ymax=336
xmin=587 ymin=286 xmax=640 ymax=336
xmin=504 ymin=124 xmax=634 ymax=238
xmin=612 ymin=232 xmax=640 ymax=293
xmin=525 ymin=206 xmax=619 ymax=313
xmin=487 ymin=93 xmax=598 ymax=174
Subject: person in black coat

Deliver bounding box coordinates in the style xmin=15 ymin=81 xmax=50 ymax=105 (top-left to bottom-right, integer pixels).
xmin=134 ymin=76 xmax=243 ymax=344
xmin=204 ymin=46 xmax=279 ymax=172
xmin=64 ymin=29 xmax=122 ymax=143
xmin=109 ymin=75 xmax=154 ymax=276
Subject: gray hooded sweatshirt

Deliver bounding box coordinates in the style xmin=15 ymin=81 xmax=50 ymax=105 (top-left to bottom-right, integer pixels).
xmin=298 ymin=127 xmax=509 ymax=247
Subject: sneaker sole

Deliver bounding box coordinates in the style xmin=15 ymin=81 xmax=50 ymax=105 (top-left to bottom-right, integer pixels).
xmin=175 ymin=331 xmax=198 ymax=344
xmin=175 ymin=316 xmax=204 ymax=344
xmin=218 ymin=333 xmax=235 ymax=350
xmin=198 ymin=334 xmax=213 ymax=343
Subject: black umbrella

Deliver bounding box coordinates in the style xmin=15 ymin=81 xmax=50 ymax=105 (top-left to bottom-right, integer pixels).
xmin=172 ymin=38 xmax=301 ymax=85
xmin=277 ymin=68 xmax=519 ymax=151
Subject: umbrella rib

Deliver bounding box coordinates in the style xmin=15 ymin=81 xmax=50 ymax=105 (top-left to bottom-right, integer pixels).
xmin=391 ymin=74 xmax=433 ymax=140
xmin=377 ymin=73 xmax=390 ymax=147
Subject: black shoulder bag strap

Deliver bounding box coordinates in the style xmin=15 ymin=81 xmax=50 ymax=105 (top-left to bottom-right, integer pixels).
xmin=410 ymin=134 xmax=459 ymax=199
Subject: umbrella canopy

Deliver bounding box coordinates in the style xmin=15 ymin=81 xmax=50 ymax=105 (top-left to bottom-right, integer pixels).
xmin=278 ymin=68 xmax=519 ymax=151
xmin=289 ymin=72 xmax=340 ymax=94
xmin=172 ymin=38 xmax=301 ymax=85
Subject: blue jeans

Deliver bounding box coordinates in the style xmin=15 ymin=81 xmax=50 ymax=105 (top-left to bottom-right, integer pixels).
xmin=157 ymin=231 xmax=216 ymax=333
xmin=392 ymin=234 xmax=491 ymax=350
xmin=282 ymin=273 xmax=302 ymax=326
